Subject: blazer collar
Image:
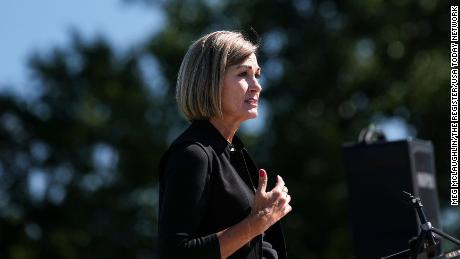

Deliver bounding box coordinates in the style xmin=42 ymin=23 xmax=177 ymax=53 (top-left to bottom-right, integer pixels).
xmin=190 ymin=120 xmax=245 ymax=153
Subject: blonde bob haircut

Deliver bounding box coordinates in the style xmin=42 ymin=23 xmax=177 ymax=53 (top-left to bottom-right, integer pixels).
xmin=176 ymin=31 xmax=258 ymax=121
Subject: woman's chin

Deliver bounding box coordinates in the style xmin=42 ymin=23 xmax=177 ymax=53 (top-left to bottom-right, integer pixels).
xmin=246 ymin=111 xmax=258 ymax=120
xmin=233 ymin=109 xmax=258 ymax=122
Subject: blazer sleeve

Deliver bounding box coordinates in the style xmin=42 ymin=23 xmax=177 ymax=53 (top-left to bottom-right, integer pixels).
xmin=158 ymin=143 xmax=220 ymax=259
xmin=262 ymin=233 xmax=279 ymax=259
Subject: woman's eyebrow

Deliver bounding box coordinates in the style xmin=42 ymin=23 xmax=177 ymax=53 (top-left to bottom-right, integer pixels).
xmin=237 ymin=65 xmax=261 ymax=72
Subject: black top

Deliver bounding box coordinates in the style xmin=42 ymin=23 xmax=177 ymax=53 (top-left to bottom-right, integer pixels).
xmin=158 ymin=120 xmax=287 ymax=259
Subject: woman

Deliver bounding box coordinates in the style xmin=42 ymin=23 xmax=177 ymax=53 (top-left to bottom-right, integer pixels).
xmin=158 ymin=31 xmax=292 ymax=259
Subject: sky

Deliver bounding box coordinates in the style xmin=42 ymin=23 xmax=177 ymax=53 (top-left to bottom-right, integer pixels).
xmin=0 ymin=0 xmax=164 ymax=98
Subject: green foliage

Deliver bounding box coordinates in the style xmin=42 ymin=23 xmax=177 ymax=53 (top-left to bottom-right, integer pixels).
xmin=0 ymin=34 xmax=168 ymax=258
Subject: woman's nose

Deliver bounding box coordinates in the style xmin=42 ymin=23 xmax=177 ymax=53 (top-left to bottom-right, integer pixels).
xmin=250 ymin=78 xmax=262 ymax=92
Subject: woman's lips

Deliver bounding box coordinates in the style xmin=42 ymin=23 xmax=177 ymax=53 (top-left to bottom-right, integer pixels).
xmin=245 ymin=98 xmax=258 ymax=106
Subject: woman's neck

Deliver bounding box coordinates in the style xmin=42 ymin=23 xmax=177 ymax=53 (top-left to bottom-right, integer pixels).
xmin=209 ymin=117 xmax=240 ymax=144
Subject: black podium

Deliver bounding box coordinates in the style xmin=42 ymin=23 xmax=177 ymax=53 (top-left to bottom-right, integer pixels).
xmin=343 ymin=139 xmax=442 ymax=259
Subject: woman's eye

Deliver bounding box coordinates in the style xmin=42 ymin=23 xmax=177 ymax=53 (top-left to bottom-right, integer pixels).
xmin=238 ymin=72 xmax=247 ymax=77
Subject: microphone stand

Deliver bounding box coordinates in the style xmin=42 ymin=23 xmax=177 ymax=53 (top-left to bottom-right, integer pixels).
xmin=382 ymin=192 xmax=460 ymax=259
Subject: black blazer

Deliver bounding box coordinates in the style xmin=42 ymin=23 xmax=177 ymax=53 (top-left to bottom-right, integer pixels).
xmin=158 ymin=120 xmax=287 ymax=259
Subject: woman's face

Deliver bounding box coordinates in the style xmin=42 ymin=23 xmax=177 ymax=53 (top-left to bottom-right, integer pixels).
xmin=221 ymin=53 xmax=262 ymax=123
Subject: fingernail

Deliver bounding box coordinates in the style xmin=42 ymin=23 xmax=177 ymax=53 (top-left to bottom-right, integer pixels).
xmin=259 ymin=170 xmax=265 ymax=177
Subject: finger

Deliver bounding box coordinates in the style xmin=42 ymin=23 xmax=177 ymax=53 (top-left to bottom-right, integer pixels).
xmin=257 ymin=169 xmax=268 ymax=194
xmin=284 ymin=204 xmax=293 ymax=215
xmin=282 ymin=186 xmax=288 ymax=193
xmin=285 ymin=194 xmax=291 ymax=204
xmin=276 ymin=196 xmax=286 ymax=208
xmin=276 ymin=193 xmax=291 ymax=208
xmin=269 ymin=190 xmax=283 ymax=203
xmin=274 ymin=175 xmax=285 ymax=191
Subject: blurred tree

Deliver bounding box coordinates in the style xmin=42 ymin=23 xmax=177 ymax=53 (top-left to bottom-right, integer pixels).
xmin=0 ymin=34 xmax=172 ymax=258
xmin=0 ymin=0 xmax=456 ymax=258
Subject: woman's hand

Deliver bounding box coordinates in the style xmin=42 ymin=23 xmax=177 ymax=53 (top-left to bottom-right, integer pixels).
xmin=216 ymin=169 xmax=291 ymax=258
xmin=250 ymin=169 xmax=292 ymax=234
